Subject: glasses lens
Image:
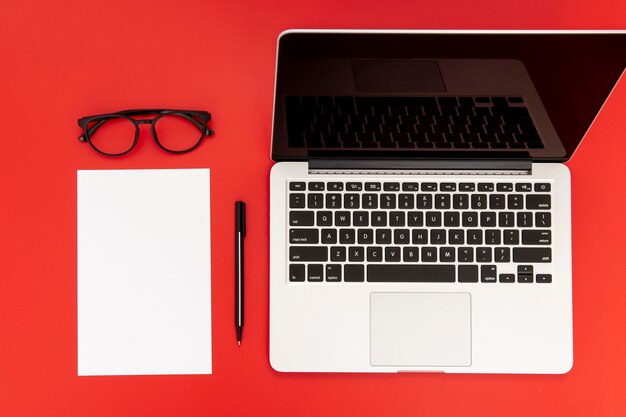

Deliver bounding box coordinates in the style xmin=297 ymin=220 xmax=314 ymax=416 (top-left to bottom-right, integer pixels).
xmin=88 ymin=117 xmax=137 ymax=155
xmin=154 ymin=113 xmax=203 ymax=152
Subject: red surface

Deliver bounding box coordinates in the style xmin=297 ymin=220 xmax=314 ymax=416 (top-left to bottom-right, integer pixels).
xmin=1 ymin=1 xmax=625 ymax=415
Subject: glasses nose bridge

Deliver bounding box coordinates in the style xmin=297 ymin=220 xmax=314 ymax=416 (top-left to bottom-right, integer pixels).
xmin=135 ymin=119 xmax=154 ymax=126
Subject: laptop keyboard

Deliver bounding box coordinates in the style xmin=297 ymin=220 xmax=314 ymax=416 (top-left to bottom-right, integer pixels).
xmin=287 ymin=180 xmax=553 ymax=284
xmin=286 ymin=96 xmax=543 ymax=149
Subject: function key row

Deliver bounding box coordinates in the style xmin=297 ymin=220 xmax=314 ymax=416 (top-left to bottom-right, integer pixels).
xmin=289 ymin=181 xmax=551 ymax=192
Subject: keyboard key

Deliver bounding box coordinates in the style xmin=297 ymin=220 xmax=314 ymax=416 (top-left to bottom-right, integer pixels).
xmin=499 ymin=212 xmax=514 ymax=227
xmin=449 ymin=229 xmax=465 ymax=245
xmin=517 ymin=212 xmax=533 ymax=228
xmin=522 ymin=230 xmax=551 ymax=245
xmin=289 ymin=193 xmax=306 ymax=208
xmin=518 ymin=273 xmax=533 ymax=283
xmin=365 ymin=182 xmax=381 ymax=191
xmin=389 ymin=211 xmax=405 ymax=226
xmin=335 ymin=211 xmax=351 ymax=226
xmin=371 ymin=211 xmax=387 ymax=226
xmin=344 ymin=193 xmax=360 ymax=209
xmin=481 ymin=265 xmax=497 ymax=283
xmin=417 ymin=194 xmax=433 ymax=209
xmin=462 ymin=212 xmax=478 ymax=227
xmin=317 ymin=211 xmax=332 ymax=226
xmin=353 ymin=211 xmax=369 ymax=226
xmin=426 ymin=212 xmax=442 ymax=227
xmin=289 ymin=264 xmax=305 ymax=282
xmin=289 ymin=229 xmax=319 ymax=244
xmin=453 ymin=194 xmax=469 ymax=209
xmin=457 ymin=247 xmax=473 ymax=262
xmin=330 ymin=246 xmax=346 ymax=262
xmin=535 ymin=212 xmax=551 ymax=227
xmin=478 ymin=183 xmax=495 ymax=192
xmin=402 ymin=182 xmax=420 ymax=191
xmin=513 ymin=247 xmax=552 ymax=263
xmin=497 ymin=183 xmax=513 ymax=192
xmin=516 ymin=183 xmax=533 ymax=192
xmin=308 ymin=182 xmax=324 ymax=191
xmin=289 ymin=182 xmax=306 ymax=191
xmin=536 ymin=274 xmax=552 ymax=283
xmin=485 ymin=229 xmax=501 ymax=245
xmin=362 ymin=194 xmax=378 ymax=209
xmin=476 ymin=247 xmax=492 ymax=263
xmin=347 ymin=182 xmax=362 ymax=191
xmin=367 ymin=246 xmax=383 ymax=262
xmin=444 ymin=212 xmax=460 ymax=227
xmin=526 ymin=194 xmax=551 ymax=210
xmin=459 ymin=183 xmax=475 ymax=192
xmin=430 ymin=229 xmax=446 ymax=244
xmin=308 ymin=264 xmax=324 ymax=282
xmin=383 ymin=182 xmax=400 ymax=191
xmin=480 ymin=212 xmax=497 ymax=227
xmin=504 ymin=229 xmax=519 ymax=245
xmin=435 ymin=194 xmax=451 ymax=209
xmin=534 ymin=183 xmax=551 ymax=192
xmin=507 ymin=194 xmax=524 ymax=209
xmin=407 ymin=212 xmax=424 ymax=227
xmin=344 ymin=265 xmax=364 ymax=282
xmin=385 ymin=247 xmax=402 ymax=262
xmin=328 ymin=182 xmax=344 ymax=191
xmin=494 ymin=247 xmax=510 ymax=262
xmin=398 ymin=194 xmax=414 ymax=209
xmin=422 ymin=182 xmax=437 ymax=191
xmin=499 ymin=273 xmax=515 ymax=283
xmin=325 ymin=264 xmax=342 ymax=282
xmin=307 ymin=193 xmax=324 ymax=208
xmin=321 ymin=229 xmax=337 ymax=244
xmin=339 ymin=229 xmax=356 ymax=244
xmin=394 ymin=229 xmax=411 ymax=244
xmin=421 ymin=247 xmax=437 ymax=262
xmin=348 ymin=246 xmax=364 ymax=262
xmin=440 ymin=247 xmax=455 ymax=262
xmin=289 ymin=247 xmax=328 ymax=262
xmin=381 ymin=194 xmax=396 ymax=209
xmin=471 ymin=194 xmax=487 ymax=209
xmin=403 ymin=247 xmax=419 ymax=262
xmin=489 ymin=194 xmax=505 ymax=209
xmin=412 ymin=229 xmax=428 ymax=244
xmin=367 ymin=265 xmax=455 ymax=282
xmin=357 ymin=229 xmax=374 ymax=244
xmin=376 ymin=229 xmax=392 ymax=244
xmin=289 ymin=211 xmax=314 ymax=226
xmin=325 ymin=193 xmax=341 ymax=209
xmin=458 ymin=265 xmax=478 ymax=282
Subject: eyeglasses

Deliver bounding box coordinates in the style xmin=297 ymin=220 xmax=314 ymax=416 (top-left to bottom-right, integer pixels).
xmin=78 ymin=109 xmax=214 ymax=156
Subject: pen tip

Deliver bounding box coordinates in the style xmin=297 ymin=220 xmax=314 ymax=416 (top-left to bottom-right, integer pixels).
xmin=238 ymin=341 xmax=241 ymax=347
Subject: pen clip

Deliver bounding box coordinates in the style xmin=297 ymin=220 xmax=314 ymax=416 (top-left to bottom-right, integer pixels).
xmin=235 ymin=201 xmax=246 ymax=236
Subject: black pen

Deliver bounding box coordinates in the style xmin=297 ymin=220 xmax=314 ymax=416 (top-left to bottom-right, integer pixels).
xmin=235 ymin=201 xmax=246 ymax=346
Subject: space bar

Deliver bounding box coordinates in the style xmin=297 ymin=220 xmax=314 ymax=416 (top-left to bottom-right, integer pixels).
xmin=367 ymin=265 xmax=456 ymax=282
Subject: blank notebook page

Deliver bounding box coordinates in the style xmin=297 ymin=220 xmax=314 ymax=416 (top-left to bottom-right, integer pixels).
xmin=77 ymin=169 xmax=211 ymax=376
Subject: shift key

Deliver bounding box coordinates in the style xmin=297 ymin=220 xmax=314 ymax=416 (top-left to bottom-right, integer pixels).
xmin=290 ymin=246 xmax=328 ymax=262
xmin=513 ymin=247 xmax=551 ymax=263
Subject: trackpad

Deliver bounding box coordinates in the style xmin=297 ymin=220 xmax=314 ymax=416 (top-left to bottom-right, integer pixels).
xmin=370 ymin=292 xmax=471 ymax=367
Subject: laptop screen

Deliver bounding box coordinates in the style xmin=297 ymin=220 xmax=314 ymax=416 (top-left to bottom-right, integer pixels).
xmin=271 ymin=31 xmax=626 ymax=162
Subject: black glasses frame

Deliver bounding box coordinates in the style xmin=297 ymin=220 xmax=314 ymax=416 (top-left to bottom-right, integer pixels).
xmin=78 ymin=109 xmax=214 ymax=156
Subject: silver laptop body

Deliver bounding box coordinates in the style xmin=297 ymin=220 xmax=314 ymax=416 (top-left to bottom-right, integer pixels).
xmin=269 ymin=30 xmax=626 ymax=373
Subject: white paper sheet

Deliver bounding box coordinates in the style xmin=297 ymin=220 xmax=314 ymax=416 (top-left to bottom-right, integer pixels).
xmin=77 ymin=169 xmax=211 ymax=376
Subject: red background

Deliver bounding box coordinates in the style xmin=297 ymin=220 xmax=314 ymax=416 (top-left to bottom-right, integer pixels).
xmin=1 ymin=0 xmax=625 ymax=415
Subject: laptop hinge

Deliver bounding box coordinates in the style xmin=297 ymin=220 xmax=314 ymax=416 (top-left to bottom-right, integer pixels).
xmin=308 ymin=158 xmax=532 ymax=175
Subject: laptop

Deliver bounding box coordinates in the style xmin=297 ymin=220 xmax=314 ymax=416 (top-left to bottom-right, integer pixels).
xmin=269 ymin=30 xmax=626 ymax=373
